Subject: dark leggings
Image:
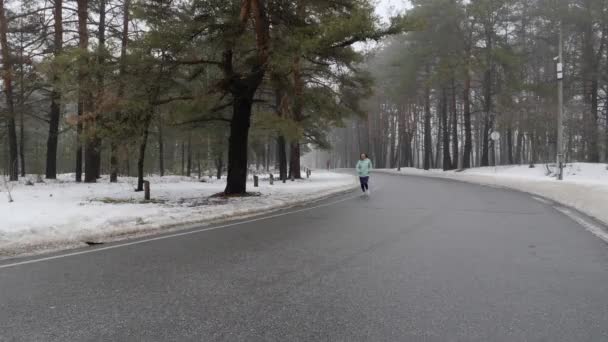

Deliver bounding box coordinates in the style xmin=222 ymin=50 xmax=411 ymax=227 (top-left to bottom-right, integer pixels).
xmin=360 ymin=176 xmax=369 ymax=192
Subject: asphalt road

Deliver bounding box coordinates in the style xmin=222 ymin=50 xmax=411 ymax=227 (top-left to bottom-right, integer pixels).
xmin=2 ymin=173 xmax=608 ymax=341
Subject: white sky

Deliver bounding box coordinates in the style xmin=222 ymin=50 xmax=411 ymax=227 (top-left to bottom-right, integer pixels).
xmin=375 ymin=0 xmax=412 ymax=21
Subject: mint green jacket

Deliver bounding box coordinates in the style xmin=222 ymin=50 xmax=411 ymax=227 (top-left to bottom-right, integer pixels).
xmin=356 ymin=158 xmax=372 ymax=177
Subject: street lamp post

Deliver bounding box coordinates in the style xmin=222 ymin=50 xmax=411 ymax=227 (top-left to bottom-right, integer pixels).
xmin=556 ymin=24 xmax=564 ymax=180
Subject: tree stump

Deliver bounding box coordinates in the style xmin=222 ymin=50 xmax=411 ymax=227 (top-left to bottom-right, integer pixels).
xmin=253 ymin=175 xmax=259 ymax=187
xmin=144 ymin=181 xmax=150 ymax=201
xmin=269 ymin=174 xmax=274 ymax=185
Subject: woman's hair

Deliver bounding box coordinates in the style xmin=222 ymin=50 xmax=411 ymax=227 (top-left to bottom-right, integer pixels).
xmin=360 ymin=153 xmax=368 ymax=158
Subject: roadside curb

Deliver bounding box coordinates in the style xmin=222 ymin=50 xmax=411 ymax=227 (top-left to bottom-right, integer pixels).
xmin=375 ymin=169 xmax=608 ymax=240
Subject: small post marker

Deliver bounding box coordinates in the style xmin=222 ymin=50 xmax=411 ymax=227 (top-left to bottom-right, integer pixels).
xmin=144 ymin=181 xmax=150 ymax=201
xmin=253 ymin=175 xmax=259 ymax=187
xmin=269 ymin=174 xmax=274 ymax=185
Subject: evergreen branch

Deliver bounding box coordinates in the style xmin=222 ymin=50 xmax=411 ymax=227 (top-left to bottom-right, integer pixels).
xmin=7 ymin=7 xmax=54 ymax=21
xmin=328 ymin=26 xmax=402 ymax=49
xmin=171 ymin=59 xmax=222 ymax=66
xmin=176 ymin=117 xmax=232 ymax=126
xmin=151 ymin=96 xmax=195 ymax=106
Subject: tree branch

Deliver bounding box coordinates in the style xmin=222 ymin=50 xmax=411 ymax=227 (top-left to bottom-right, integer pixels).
xmin=171 ymin=58 xmax=222 ymax=66
xmin=151 ymin=95 xmax=194 ymax=106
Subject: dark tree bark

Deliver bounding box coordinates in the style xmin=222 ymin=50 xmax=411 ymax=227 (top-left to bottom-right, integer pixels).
xmin=136 ymin=111 xmax=153 ymax=192
xmin=450 ymin=79 xmax=459 ymax=169
xmin=289 ymin=142 xmax=301 ymax=179
xmin=18 ymin=39 xmax=25 ymax=177
xmin=516 ymin=131 xmax=524 ymax=164
xmin=397 ymin=106 xmax=406 ymax=170
xmin=507 ymin=127 xmax=514 ymax=164
xmin=423 ymin=80 xmax=432 ymax=171
xmin=110 ymin=0 xmax=129 ymax=183
xmin=480 ymin=27 xmax=494 ymax=167
xmin=75 ymin=0 xmax=89 ymax=182
xmin=216 ymin=156 xmax=223 ymax=180
xmin=223 ymin=0 xmax=270 ymax=195
xmin=277 ymin=136 xmax=287 ymax=181
xmin=581 ymin=10 xmax=601 ymax=163
xmin=264 ymin=140 xmax=270 ymax=171
xmin=197 ymin=152 xmax=202 ymax=179
xmin=46 ymin=0 xmax=62 ymax=179
xmin=225 ymin=96 xmax=255 ymax=194
xmin=181 ymin=141 xmax=185 ymax=175
xmin=529 ymin=131 xmax=536 ymax=167
xmin=435 ymin=97 xmax=442 ymax=169
xmin=186 ymin=133 xmax=192 ymax=177
xmin=273 ymin=85 xmax=288 ymax=181
xmin=289 ymin=49 xmax=304 ymax=179
xmin=0 ymin=0 xmax=18 ymax=181
xmin=441 ymin=88 xmax=453 ymax=171
xmin=158 ymin=117 xmax=164 ymax=177
xmin=588 ymin=77 xmax=600 ymax=162
xmin=84 ymin=0 xmax=105 ymax=183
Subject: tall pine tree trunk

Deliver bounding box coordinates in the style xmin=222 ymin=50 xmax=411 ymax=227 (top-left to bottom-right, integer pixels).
xmin=441 ymin=88 xmax=453 ymax=171
xmin=84 ymin=0 xmax=104 ymax=183
xmin=216 ymin=156 xmax=223 ymax=180
xmin=507 ymin=127 xmax=514 ymax=164
xmin=75 ymin=0 xmax=89 ymax=182
xmin=435 ymin=97 xmax=442 ymax=169
xmin=181 ymin=141 xmax=185 ymax=175
xmin=18 ymin=46 xmax=25 ymax=177
xmin=277 ymin=136 xmax=287 ymax=180
xmin=223 ymin=0 xmax=269 ymax=195
xmin=225 ymin=96 xmax=254 ymax=194
xmin=46 ymin=0 xmax=62 ymax=179
xmin=451 ymin=78 xmax=459 ymax=169
xmin=288 ymin=7 xmax=304 ymax=179
xmin=0 ymin=0 xmax=18 ymax=181
xmin=136 ymin=111 xmax=152 ymax=192
xmin=274 ymin=86 xmax=288 ymax=181
xmin=110 ymin=0 xmax=129 ymax=183
xmin=158 ymin=117 xmax=164 ymax=177
xmin=186 ymin=133 xmax=192 ymax=177
xmin=289 ymin=142 xmax=301 ymax=179
xmin=582 ymin=12 xmax=600 ymax=163
xmin=423 ymin=80 xmax=432 ymax=171
xmin=462 ymin=33 xmax=473 ymax=169
xmin=480 ymin=30 xmax=494 ymax=167
xmin=516 ymin=130 xmax=524 ymax=164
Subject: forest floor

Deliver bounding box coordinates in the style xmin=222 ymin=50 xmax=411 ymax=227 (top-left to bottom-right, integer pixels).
xmin=378 ymin=163 xmax=608 ymax=227
xmin=0 ymin=171 xmax=357 ymax=258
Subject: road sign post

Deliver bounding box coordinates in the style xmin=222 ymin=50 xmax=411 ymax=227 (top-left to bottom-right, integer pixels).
xmin=556 ymin=25 xmax=564 ymax=180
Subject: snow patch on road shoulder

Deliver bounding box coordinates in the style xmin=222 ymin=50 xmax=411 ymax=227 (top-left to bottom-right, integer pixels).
xmin=0 ymin=171 xmax=358 ymax=257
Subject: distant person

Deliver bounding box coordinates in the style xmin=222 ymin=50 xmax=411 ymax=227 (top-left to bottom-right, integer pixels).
xmin=356 ymin=153 xmax=372 ymax=195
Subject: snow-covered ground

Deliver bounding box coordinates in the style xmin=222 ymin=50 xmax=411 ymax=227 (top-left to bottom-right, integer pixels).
xmin=0 ymin=171 xmax=357 ymax=256
xmin=377 ymin=163 xmax=608 ymax=226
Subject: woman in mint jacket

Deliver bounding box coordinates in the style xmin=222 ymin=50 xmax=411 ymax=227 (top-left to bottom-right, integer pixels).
xmin=356 ymin=153 xmax=372 ymax=195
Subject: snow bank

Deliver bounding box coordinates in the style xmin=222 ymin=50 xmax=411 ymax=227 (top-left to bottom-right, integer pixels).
xmin=377 ymin=163 xmax=608 ymax=226
xmin=0 ymin=171 xmax=357 ymax=256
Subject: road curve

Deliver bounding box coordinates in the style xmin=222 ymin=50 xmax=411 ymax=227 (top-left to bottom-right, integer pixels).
xmin=1 ymin=173 xmax=608 ymax=341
